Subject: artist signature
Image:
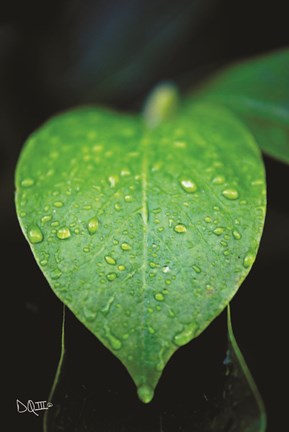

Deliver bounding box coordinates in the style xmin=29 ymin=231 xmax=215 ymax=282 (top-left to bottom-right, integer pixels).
xmin=16 ymin=399 xmax=53 ymax=416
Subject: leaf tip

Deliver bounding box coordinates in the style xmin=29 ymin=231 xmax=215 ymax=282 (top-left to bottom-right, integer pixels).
xmin=137 ymin=384 xmax=154 ymax=404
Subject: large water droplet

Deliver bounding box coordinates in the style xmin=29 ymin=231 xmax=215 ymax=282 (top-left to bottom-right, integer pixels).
xmin=101 ymin=296 xmax=115 ymax=315
xmin=243 ymin=253 xmax=255 ymax=268
xmin=121 ymin=242 xmax=132 ymax=251
xmin=53 ymin=201 xmax=64 ymax=208
xmin=232 ymin=229 xmax=241 ymax=240
xmin=105 ymin=256 xmax=116 ymax=265
xmin=222 ymin=189 xmax=239 ymax=200
xmin=162 ymin=265 xmax=170 ymax=273
xmin=137 ymin=385 xmax=154 ymax=404
xmin=180 ymin=179 xmax=197 ymax=193
xmin=213 ymin=227 xmax=224 ymax=236
xmin=28 ymin=225 xmax=43 ymax=244
xmin=155 ymin=293 xmax=164 ymax=301
xmin=173 ymin=326 xmax=196 ymax=346
xmin=174 ymin=223 xmax=187 ymax=233
xmin=87 ymin=216 xmax=99 ymax=234
xmin=57 ymin=227 xmax=71 ymax=240
xmin=106 ymin=272 xmax=117 ymax=281
xmin=192 ymin=265 xmax=201 ymax=273
xmin=106 ymin=331 xmax=122 ymax=350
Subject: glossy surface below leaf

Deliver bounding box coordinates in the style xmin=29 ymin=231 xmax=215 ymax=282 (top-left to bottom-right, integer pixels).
xmin=43 ymin=307 xmax=266 ymax=432
xmin=197 ymin=48 xmax=289 ymax=164
xmin=15 ymin=102 xmax=266 ymax=402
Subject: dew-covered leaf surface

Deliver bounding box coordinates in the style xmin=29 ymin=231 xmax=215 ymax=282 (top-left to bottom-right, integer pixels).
xmin=15 ymin=102 xmax=266 ymax=402
xmin=197 ymin=48 xmax=289 ymax=164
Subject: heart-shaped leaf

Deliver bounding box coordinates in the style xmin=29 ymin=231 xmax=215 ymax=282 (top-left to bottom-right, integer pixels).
xmin=15 ymin=102 xmax=266 ymax=402
xmin=196 ymin=48 xmax=289 ymax=164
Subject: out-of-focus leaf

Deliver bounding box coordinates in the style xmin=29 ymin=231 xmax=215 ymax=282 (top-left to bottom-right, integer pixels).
xmin=197 ymin=48 xmax=289 ymax=164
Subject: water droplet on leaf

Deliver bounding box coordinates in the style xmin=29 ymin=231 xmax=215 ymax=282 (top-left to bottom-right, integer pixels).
xmin=192 ymin=265 xmax=201 ymax=273
xmin=124 ymin=195 xmax=133 ymax=203
xmin=180 ymin=179 xmax=197 ymax=193
xmin=173 ymin=327 xmax=196 ymax=346
xmin=105 ymin=256 xmax=116 ymax=265
xmin=21 ymin=178 xmax=34 ymax=188
xmin=174 ymin=224 xmax=187 ymax=233
xmin=106 ymin=272 xmax=117 ymax=281
xmin=87 ymin=216 xmax=99 ymax=234
xmin=28 ymin=225 xmax=43 ymax=244
xmin=212 ymin=176 xmax=225 ymax=185
xmin=57 ymin=227 xmax=71 ymax=240
xmin=108 ymin=175 xmax=119 ymax=187
xmin=114 ymin=203 xmax=122 ymax=211
xmin=243 ymin=253 xmax=255 ymax=268
xmin=41 ymin=215 xmax=52 ymax=223
xmin=222 ymin=189 xmax=239 ymax=200
xmin=121 ymin=242 xmax=131 ymax=251
xmin=213 ymin=227 xmax=224 ymax=236
xmin=162 ymin=265 xmax=170 ymax=273
xmin=232 ymin=230 xmax=241 ymax=240
xmin=106 ymin=331 xmax=122 ymax=350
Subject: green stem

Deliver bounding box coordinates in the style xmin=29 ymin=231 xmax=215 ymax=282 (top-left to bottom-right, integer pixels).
xmin=227 ymin=305 xmax=267 ymax=432
xmin=43 ymin=304 xmax=66 ymax=432
xmin=142 ymin=81 xmax=179 ymax=128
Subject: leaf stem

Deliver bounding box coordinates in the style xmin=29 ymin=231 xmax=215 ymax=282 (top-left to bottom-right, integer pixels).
xmin=43 ymin=304 xmax=66 ymax=432
xmin=227 ymin=305 xmax=267 ymax=432
xmin=142 ymin=81 xmax=179 ymax=128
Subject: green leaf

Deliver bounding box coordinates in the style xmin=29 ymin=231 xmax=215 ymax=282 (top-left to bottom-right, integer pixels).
xmin=196 ymin=48 xmax=289 ymax=164
xmin=15 ymin=102 xmax=266 ymax=403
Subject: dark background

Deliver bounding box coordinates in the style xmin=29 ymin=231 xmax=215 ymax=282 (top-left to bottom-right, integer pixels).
xmin=1 ymin=0 xmax=289 ymax=431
